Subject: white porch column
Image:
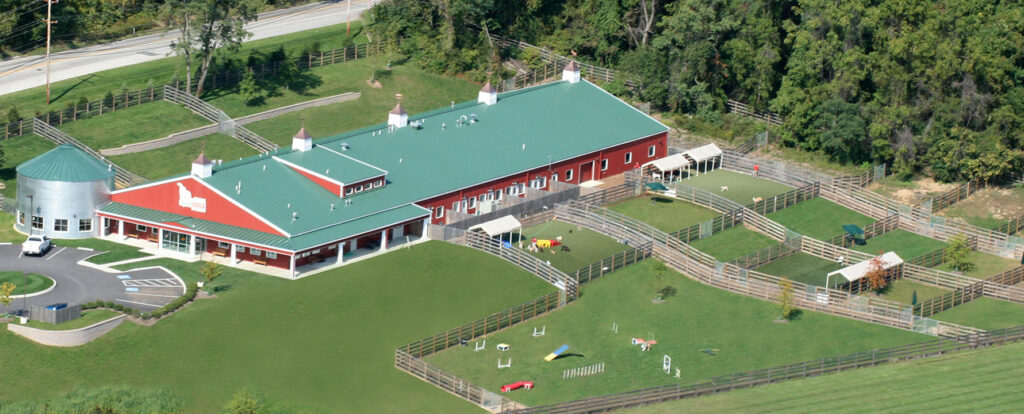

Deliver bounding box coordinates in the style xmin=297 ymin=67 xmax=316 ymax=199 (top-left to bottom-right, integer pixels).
xmin=380 ymin=229 xmax=389 ymax=251
xmin=230 ymin=243 xmax=237 ymax=266
xmin=289 ymin=255 xmax=297 ymax=279
xmin=423 ymin=218 xmax=431 ymax=238
xmin=157 ymin=228 xmax=163 ymax=251
xmin=188 ymin=235 xmax=196 ymax=256
xmin=118 ymin=220 xmax=124 ymax=239
xmin=335 ymin=242 xmax=345 ymax=264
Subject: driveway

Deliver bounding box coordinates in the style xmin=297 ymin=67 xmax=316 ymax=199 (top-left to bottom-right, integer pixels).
xmin=0 ymin=244 xmax=185 ymax=314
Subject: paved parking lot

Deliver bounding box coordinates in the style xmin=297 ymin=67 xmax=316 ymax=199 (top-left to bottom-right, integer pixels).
xmin=0 ymin=244 xmax=185 ymax=314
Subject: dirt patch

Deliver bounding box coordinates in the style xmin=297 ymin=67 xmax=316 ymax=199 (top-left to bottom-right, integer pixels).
xmin=869 ymin=177 xmax=958 ymax=205
xmin=940 ymin=187 xmax=1024 ymax=221
xmin=366 ymin=79 xmax=382 ymax=88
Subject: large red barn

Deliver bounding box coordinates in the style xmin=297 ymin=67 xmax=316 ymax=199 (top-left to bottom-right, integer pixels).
xmin=97 ymin=65 xmax=669 ymax=278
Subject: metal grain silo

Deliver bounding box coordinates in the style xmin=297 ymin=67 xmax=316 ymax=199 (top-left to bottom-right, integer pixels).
xmin=14 ymin=145 xmax=115 ymax=239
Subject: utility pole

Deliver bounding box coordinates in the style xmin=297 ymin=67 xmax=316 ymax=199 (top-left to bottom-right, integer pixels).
xmin=43 ymin=0 xmax=58 ymax=105
xmin=346 ymin=0 xmax=352 ymax=36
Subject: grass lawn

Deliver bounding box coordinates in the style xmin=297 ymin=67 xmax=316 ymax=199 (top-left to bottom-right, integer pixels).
xmin=852 ymin=230 xmax=948 ymax=260
xmin=0 ymin=211 xmax=23 ymax=243
xmin=678 ymin=169 xmax=793 ymax=205
xmin=931 ymin=298 xmax=1024 ymax=331
xmin=0 ymin=134 xmax=57 ymax=199
xmin=222 ymin=56 xmax=480 ymax=122
xmin=425 ymin=260 xmax=927 ymax=406
xmin=0 ymin=241 xmax=554 ymax=412
xmin=0 ymin=22 xmax=369 ymax=116
xmin=621 ymin=339 xmax=1024 ymax=413
xmin=21 ymin=309 xmax=121 ymax=331
xmin=109 ymin=133 xmax=258 ymax=180
xmin=520 ymin=220 xmax=629 ymax=274
xmin=58 ymin=101 xmax=211 ymax=151
xmin=753 ymin=253 xmax=842 ymax=287
xmin=0 ymin=272 xmax=54 ymax=295
xmin=689 ymin=226 xmax=779 ymax=262
xmin=52 ymin=238 xmax=150 ymax=264
xmin=767 ymin=198 xmax=875 ymax=241
xmin=938 ymin=251 xmax=1021 ymax=279
xmin=874 ymin=279 xmax=949 ymax=305
xmin=606 ymin=195 xmax=720 ymax=233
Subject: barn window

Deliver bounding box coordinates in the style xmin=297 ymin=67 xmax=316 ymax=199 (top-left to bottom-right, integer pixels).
xmin=375 ymin=180 xmax=383 ymax=187
xmin=346 ymin=188 xmax=354 ymax=195
xmin=17 ymin=211 xmax=24 ymax=225
xmin=551 ymin=173 xmax=558 ymax=182
xmin=468 ymin=197 xmax=477 ymax=209
xmin=218 ymin=241 xmax=230 ymax=249
xmin=249 ymin=247 xmax=262 ymax=256
xmin=31 ymin=216 xmax=43 ymax=230
xmin=53 ymin=219 xmax=68 ymax=232
xmin=79 ymin=219 xmax=92 ymax=232
xmin=136 ymin=224 xmax=148 ymax=232
xmin=452 ymin=202 xmax=460 ymax=212
xmin=538 ymin=176 xmax=547 ymax=188
xmin=266 ymin=251 xmax=278 ymax=259
xmin=624 ymin=152 xmax=632 ymax=164
xmin=235 ymin=244 xmax=246 ymax=252
xmin=601 ymin=159 xmax=608 ymax=171
xmin=648 ymin=145 xmax=656 ymax=157
xmin=566 ymin=169 xmax=574 ymax=181
xmin=152 ymin=227 xmax=159 ymax=234
xmin=435 ymin=206 xmax=445 ymax=219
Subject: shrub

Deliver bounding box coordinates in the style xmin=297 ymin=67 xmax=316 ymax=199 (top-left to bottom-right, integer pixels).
xmin=113 ymin=303 xmax=125 ymax=311
xmin=104 ymin=301 xmax=115 ymax=308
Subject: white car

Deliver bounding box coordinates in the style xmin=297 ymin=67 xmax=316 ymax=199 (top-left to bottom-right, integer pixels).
xmin=22 ymin=235 xmax=52 ymax=256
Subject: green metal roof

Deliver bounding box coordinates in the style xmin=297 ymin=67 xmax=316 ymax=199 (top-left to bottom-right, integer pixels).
xmin=275 ymin=146 xmax=385 ymax=185
xmin=115 ymin=80 xmax=666 ymax=248
xmin=17 ymin=144 xmax=116 ymax=182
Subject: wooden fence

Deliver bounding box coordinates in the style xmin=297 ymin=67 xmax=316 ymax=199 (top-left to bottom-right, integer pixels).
xmin=925 ymin=178 xmax=983 ymax=212
xmin=728 ymin=239 xmax=800 ymax=270
xmin=1 ymin=41 xmax=382 ymax=141
xmin=504 ymin=326 xmax=1024 ymax=414
xmin=488 ymin=34 xmax=622 ymax=86
xmin=573 ymin=243 xmax=653 ymax=285
xmin=986 ymin=266 xmax=1024 ymax=286
xmin=996 ymin=214 xmax=1024 ymax=236
xmin=461 ymin=230 xmax=578 ymax=299
xmin=163 ymin=85 xmax=278 ymax=152
xmin=554 ymin=201 xmax=982 ymax=338
xmin=744 ymin=182 xmax=819 ymax=215
xmin=30 ymin=119 xmax=143 ymax=187
xmin=669 ymin=210 xmax=742 ymax=244
xmin=726 ymin=99 xmax=782 ymax=126
xmin=395 ymin=350 xmax=519 ymax=412
xmin=913 ymin=282 xmax=986 ymax=318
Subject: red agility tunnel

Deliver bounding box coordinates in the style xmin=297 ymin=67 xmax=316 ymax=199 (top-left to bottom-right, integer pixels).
xmin=501 ymin=381 xmax=535 ymax=392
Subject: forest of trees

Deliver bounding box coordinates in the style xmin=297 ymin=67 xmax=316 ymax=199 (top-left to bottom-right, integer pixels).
xmin=369 ymin=0 xmax=1024 ymax=183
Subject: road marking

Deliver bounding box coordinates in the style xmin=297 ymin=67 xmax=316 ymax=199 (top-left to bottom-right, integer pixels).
xmin=125 ymin=287 xmax=139 ymax=292
xmin=0 ymin=242 xmax=11 ymax=245
xmin=117 ymin=275 xmax=131 ymax=279
xmin=126 ymin=292 xmax=179 ymax=298
xmin=77 ymin=247 xmax=95 ymax=251
xmin=45 ymin=246 xmax=67 ymax=261
xmin=115 ymin=298 xmax=161 ymax=308
xmin=123 ymin=278 xmax=179 ymax=288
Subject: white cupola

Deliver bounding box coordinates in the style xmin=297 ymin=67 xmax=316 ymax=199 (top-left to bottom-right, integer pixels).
xmin=292 ymin=126 xmax=312 ymax=152
xmin=191 ymin=152 xmax=213 ymax=178
xmin=388 ymin=102 xmax=409 ymax=128
xmin=478 ymin=82 xmax=497 ymax=105
xmin=562 ymin=61 xmax=581 ymax=83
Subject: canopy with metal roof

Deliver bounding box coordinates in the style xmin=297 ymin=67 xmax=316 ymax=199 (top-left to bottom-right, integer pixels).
xmin=17 ymin=144 xmax=115 ymax=183
xmin=682 ymin=143 xmax=723 ymax=163
xmin=827 ymin=252 xmax=903 ymax=283
xmin=644 ymin=153 xmax=691 ymax=172
xmin=469 ymin=215 xmax=522 ymax=237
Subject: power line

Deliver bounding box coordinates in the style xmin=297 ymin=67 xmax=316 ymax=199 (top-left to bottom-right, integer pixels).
xmin=0 ymin=2 xmax=46 ymax=23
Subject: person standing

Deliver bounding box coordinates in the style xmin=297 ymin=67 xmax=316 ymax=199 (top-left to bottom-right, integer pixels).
xmin=753 ymin=164 xmax=760 ymax=178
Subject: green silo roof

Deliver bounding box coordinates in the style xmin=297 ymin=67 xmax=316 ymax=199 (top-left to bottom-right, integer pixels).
xmin=16 ymin=144 xmax=116 ymax=182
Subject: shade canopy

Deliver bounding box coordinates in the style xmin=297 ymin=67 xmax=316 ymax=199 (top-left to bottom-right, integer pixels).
xmin=842 ymin=224 xmax=865 ymax=237
xmin=827 ymin=252 xmax=903 ymax=282
xmin=644 ymin=153 xmax=691 ymax=172
xmin=469 ymin=215 xmax=522 ymax=237
xmin=682 ymin=143 xmax=723 ymax=163
xmin=645 ymin=182 xmax=669 ymax=191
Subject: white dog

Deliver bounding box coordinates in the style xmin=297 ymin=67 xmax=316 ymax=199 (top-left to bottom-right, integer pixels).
xmin=752 ymin=197 xmax=763 ymax=203
xmin=720 ymin=186 xmax=729 ymax=192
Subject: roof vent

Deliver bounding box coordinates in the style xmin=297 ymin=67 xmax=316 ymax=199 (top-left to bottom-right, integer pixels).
xmin=292 ymin=212 xmax=298 ymax=222
xmin=388 ymin=94 xmax=409 ymax=128
xmin=410 ymin=120 xmax=422 ymax=130
xmin=341 ymin=142 xmax=350 ymax=150
xmin=292 ymin=127 xmax=313 ymax=152
xmin=191 ymin=151 xmax=213 ymax=178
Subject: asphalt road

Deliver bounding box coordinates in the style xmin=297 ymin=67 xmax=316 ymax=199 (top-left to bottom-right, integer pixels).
xmin=0 ymin=244 xmax=185 ymax=314
xmin=0 ymin=0 xmax=373 ymax=96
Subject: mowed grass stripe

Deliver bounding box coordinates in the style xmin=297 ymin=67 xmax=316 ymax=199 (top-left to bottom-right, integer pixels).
xmin=766 ymin=197 xmax=875 ymax=241
xmin=620 ymin=340 xmax=1024 ymax=413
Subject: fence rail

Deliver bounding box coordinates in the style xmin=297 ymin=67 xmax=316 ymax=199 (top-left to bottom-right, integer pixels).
xmin=31 ymin=119 xmax=143 ymax=187
xmin=505 ymin=326 xmax=1024 ymax=414
xmin=726 ymin=99 xmax=781 ymax=126
xmin=825 ymin=213 xmax=900 ymax=247
xmin=728 ymin=239 xmax=800 ymax=269
xmin=488 ymin=34 xmax=624 ymax=87
xmin=574 ymin=243 xmax=653 ymax=285
xmin=925 ymin=178 xmax=983 ymax=212
xmin=163 ymin=85 xmax=278 ymax=152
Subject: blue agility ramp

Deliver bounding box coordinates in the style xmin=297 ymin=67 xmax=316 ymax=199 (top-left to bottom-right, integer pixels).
xmin=544 ymin=344 xmax=570 ymax=362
